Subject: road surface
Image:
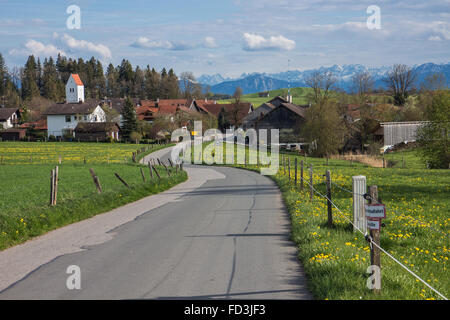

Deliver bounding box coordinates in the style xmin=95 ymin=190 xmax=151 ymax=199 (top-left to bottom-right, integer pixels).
xmin=0 ymin=147 xmax=311 ymax=299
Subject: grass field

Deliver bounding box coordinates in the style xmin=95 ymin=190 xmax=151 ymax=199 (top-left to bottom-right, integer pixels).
xmin=0 ymin=141 xmax=170 ymax=165
xmin=0 ymin=142 xmax=186 ymax=251
xmin=217 ymin=87 xmax=315 ymax=107
xmin=197 ymin=142 xmax=450 ymax=300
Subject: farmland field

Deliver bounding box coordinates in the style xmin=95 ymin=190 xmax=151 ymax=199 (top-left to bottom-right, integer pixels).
xmin=0 ymin=142 xmax=186 ymax=250
xmin=0 ymin=141 xmax=167 ymax=164
xmin=198 ymin=143 xmax=450 ymax=300
xmin=217 ymin=87 xmax=315 ymax=107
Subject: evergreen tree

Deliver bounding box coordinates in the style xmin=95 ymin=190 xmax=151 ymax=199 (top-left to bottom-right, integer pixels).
xmin=21 ymin=55 xmax=40 ymax=100
xmin=42 ymin=57 xmax=60 ymax=101
xmin=0 ymin=53 xmax=6 ymax=97
xmin=106 ymin=63 xmax=118 ymax=98
xmin=120 ymin=96 xmax=138 ymax=140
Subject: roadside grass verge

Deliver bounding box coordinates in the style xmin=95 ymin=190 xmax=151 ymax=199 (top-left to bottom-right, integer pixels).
xmin=194 ymin=142 xmax=449 ymax=300
xmin=0 ymin=144 xmax=186 ymax=251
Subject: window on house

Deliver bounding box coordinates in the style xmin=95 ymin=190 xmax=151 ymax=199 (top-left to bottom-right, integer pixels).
xmin=84 ymin=115 xmax=88 ymax=121
xmin=65 ymin=116 xmax=71 ymax=123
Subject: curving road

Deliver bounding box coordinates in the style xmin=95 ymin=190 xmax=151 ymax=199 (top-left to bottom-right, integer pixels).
xmin=0 ymin=147 xmax=311 ymax=299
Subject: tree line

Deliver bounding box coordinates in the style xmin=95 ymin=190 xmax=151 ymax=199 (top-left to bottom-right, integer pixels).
xmin=0 ymin=52 xmax=181 ymax=108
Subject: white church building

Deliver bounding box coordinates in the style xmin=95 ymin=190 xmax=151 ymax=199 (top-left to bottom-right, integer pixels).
xmin=44 ymin=74 xmax=106 ymax=139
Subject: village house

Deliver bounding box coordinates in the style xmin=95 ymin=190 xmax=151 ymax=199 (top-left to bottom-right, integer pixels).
xmin=0 ymin=108 xmax=20 ymax=129
xmin=202 ymin=102 xmax=254 ymax=129
xmin=43 ymin=74 xmax=106 ymax=139
xmin=74 ymin=122 xmax=120 ymax=142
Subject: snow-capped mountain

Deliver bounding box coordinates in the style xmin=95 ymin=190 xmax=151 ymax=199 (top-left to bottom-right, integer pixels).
xmin=199 ymin=62 xmax=450 ymax=95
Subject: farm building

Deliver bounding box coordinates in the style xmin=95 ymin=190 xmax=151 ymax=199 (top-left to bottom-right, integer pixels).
xmin=380 ymin=121 xmax=428 ymax=147
xmin=0 ymin=108 xmax=20 ymax=129
xmin=202 ymin=102 xmax=254 ymax=129
xmin=0 ymin=129 xmax=26 ymax=141
xmin=74 ymin=122 xmax=120 ymax=142
xmin=254 ymin=102 xmax=308 ymax=144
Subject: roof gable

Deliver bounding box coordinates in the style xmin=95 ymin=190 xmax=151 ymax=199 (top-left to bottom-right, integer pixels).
xmin=71 ymin=74 xmax=84 ymax=86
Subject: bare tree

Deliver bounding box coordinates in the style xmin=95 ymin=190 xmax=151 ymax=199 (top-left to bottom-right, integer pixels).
xmin=231 ymin=87 xmax=243 ymax=127
xmin=305 ymin=70 xmax=336 ymax=105
xmin=180 ymin=71 xmax=201 ymax=100
xmin=351 ymin=71 xmax=374 ymax=104
xmin=384 ymin=64 xmax=416 ymax=106
xmin=421 ymin=72 xmax=447 ymax=92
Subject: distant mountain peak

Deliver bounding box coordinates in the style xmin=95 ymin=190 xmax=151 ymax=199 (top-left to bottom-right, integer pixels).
xmin=198 ymin=62 xmax=450 ymax=95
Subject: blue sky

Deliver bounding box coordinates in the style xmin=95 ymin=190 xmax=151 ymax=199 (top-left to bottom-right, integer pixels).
xmin=1 ymin=0 xmax=449 ymax=77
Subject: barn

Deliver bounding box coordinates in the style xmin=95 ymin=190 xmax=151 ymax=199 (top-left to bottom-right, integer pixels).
xmin=0 ymin=129 xmax=27 ymax=141
xmin=74 ymin=122 xmax=120 ymax=142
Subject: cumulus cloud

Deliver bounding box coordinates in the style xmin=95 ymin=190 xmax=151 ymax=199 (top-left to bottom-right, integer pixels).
xmin=9 ymin=39 xmax=66 ymax=57
xmin=203 ymin=36 xmax=218 ymax=48
xmin=56 ymin=33 xmax=112 ymax=58
xmin=131 ymin=36 xmax=216 ymax=50
xmin=243 ymin=33 xmax=296 ymax=51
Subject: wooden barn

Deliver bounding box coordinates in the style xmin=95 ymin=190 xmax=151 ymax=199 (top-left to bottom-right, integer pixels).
xmin=0 ymin=129 xmax=27 ymax=141
xmin=75 ymin=122 xmax=120 ymax=142
xmin=254 ymin=102 xmax=309 ymax=144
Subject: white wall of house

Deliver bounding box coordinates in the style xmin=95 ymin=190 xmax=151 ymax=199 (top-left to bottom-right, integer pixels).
xmin=47 ymin=106 xmax=106 ymax=138
xmin=0 ymin=113 xmax=18 ymax=129
xmin=66 ymin=76 xmax=85 ymax=103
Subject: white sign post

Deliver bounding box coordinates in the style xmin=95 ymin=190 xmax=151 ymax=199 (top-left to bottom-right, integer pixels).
xmin=365 ymin=204 xmax=386 ymax=231
xmin=353 ymin=176 xmax=367 ymax=233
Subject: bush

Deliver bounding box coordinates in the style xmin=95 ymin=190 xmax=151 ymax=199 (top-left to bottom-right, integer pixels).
xmin=48 ymin=135 xmax=56 ymax=142
xmin=129 ymin=131 xmax=142 ymax=143
xmin=417 ymin=91 xmax=450 ymax=169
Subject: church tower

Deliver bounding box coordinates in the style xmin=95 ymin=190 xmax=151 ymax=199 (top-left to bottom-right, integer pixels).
xmin=66 ymin=74 xmax=85 ymax=103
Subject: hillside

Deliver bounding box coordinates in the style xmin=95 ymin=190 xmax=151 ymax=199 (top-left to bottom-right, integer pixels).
xmin=217 ymin=87 xmax=315 ymax=107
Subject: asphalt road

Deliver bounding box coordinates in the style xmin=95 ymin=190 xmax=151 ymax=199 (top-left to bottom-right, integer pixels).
xmin=0 ymin=147 xmax=311 ymax=300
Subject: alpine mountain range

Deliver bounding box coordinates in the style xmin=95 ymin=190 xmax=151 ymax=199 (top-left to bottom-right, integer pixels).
xmin=197 ymin=62 xmax=450 ymax=95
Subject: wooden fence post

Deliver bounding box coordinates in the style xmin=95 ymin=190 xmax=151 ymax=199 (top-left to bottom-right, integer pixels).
xmin=114 ymin=173 xmax=130 ymax=188
xmin=325 ymin=170 xmax=333 ymax=228
xmin=295 ymin=158 xmax=298 ymax=185
xmin=288 ymin=158 xmax=291 ymax=181
xmin=151 ymin=165 xmax=161 ymax=179
xmin=368 ymin=185 xmax=381 ymax=294
xmin=309 ymin=164 xmax=313 ymax=200
xmin=300 ymin=160 xmax=304 ymax=190
xmin=140 ymin=167 xmax=146 ymax=182
xmin=148 ymin=162 xmax=154 ymax=179
xmin=49 ymin=169 xmax=55 ymax=206
xmin=89 ymin=168 xmax=102 ymax=194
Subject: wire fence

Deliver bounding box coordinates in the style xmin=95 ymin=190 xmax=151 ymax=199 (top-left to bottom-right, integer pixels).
xmin=278 ymin=156 xmax=448 ymax=300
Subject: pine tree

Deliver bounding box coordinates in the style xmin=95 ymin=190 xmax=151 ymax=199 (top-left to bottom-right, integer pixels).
xmin=120 ymin=96 xmax=137 ymax=140
xmin=21 ymin=55 xmax=40 ymax=100
xmin=0 ymin=53 xmax=6 ymax=98
xmin=42 ymin=57 xmax=60 ymax=101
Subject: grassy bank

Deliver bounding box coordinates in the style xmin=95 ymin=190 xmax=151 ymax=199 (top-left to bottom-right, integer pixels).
xmin=0 ymin=143 xmax=186 ymax=251
xmin=196 ymin=142 xmax=449 ymax=300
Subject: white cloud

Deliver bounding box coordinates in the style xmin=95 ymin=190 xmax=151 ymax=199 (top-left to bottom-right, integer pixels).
xmin=9 ymin=39 xmax=66 ymax=57
xmin=243 ymin=33 xmax=296 ymax=51
xmin=57 ymin=34 xmax=112 ymax=59
xmin=204 ymin=36 xmax=217 ymax=48
xmin=131 ymin=36 xmax=174 ymax=50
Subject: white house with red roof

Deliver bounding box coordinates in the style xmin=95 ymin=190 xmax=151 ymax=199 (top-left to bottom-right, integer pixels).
xmin=44 ymin=74 xmax=106 ymax=138
xmin=66 ymin=74 xmax=85 ymax=103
